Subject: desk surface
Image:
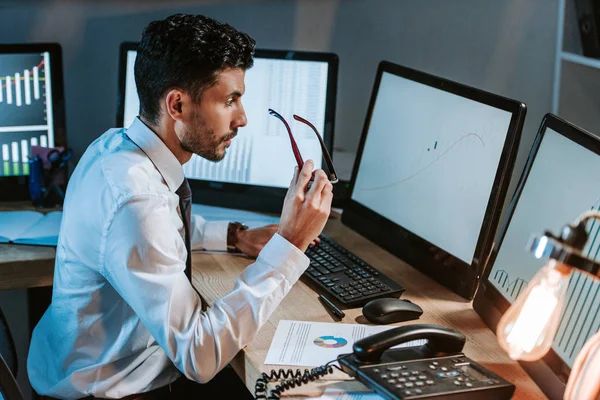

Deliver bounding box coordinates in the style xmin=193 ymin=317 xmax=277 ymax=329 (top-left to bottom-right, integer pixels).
xmin=193 ymin=217 xmax=547 ymax=399
xmin=0 ymin=202 xmax=546 ymax=398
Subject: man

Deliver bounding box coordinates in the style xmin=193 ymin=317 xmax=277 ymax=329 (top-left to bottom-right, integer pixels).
xmin=28 ymin=14 xmax=333 ymax=399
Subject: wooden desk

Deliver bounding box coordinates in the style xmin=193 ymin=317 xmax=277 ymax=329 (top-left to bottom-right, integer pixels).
xmin=193 ymin=217 xmax=547 ymax=399
xmin=0 ymin=203 xmax=547 ymax=398
xmin=0 ymin=202 xmax=56 ymax=290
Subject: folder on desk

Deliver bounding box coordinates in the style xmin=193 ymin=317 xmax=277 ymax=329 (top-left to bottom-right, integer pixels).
xmin=0 ymin=211 xmax=62 ymax=246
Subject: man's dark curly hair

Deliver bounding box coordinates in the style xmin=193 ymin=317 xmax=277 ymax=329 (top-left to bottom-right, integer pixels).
xmin=134 ymin=14 xmax=256 ymax=125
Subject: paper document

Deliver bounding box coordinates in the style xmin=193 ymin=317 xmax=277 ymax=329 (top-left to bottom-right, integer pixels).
xmin=265 ymin=320 xmax=426 ymax=368
xmin=316 ymin=390 xmax=384 ymax=399
xmin=0 ymin=211 xmax=62 ymax=246
xmin=16 ymin=211 xmax=62 ymax=246
xmin=0 ymin=211 xmax=43 ymax=242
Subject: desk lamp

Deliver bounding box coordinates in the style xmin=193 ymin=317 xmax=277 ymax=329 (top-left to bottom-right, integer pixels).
xmin=495 ymin=210 xmax=600 ymax=399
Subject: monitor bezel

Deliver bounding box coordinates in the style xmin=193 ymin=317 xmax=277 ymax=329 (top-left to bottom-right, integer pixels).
xmin=116 ymin=43 xmax=338 ymax=213
xmin=341 ymin=60 xmax=527 ymax=300
xmin=473 ymin=113 xmax=600 ymax=400
xmin=0 ymin=43 xmax=67 ymax=201
xmin=116 ymin=41 xmax=137 ymax=130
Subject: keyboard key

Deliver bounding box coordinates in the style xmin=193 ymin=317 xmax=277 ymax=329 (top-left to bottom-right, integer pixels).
xmin=315 ymin=266 xmax=330 ymax=275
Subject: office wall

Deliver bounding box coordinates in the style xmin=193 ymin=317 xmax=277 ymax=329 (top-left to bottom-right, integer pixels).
xmin=0 ymin=0 xmax=558 ymax=175
xmin=0 ymin=1 xmax=558 ymax=398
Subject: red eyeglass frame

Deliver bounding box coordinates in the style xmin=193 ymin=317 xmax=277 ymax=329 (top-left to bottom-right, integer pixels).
xmin=268 ymin=108 xmax=339 ymax=184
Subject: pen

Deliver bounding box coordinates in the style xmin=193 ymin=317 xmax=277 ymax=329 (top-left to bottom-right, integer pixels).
xmin=318 ymin=294 xmax=345 ymax=320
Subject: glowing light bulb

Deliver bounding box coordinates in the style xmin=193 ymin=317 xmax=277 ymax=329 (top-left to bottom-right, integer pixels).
xmin=496 ymin=260 xmax=571 ymax=361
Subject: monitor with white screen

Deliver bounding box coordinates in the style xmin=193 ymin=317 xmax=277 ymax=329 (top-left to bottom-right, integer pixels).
xmin=117 ymin=43 xmax=337 ymax=212
xmin=342 ymin=61 xmax=527 ymax=299
xmin=474 ymin=114 xmax=600 ymax=400
xmin=0 ymin=43 xmax=67 ymax=200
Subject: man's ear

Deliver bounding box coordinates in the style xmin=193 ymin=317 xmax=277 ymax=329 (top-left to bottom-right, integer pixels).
xmin=164 ymin=89 xmax=187 ymax=121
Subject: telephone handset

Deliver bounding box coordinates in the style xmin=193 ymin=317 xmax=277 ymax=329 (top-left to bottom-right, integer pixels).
xmin=338 ymin=324 xmax=515 ymax=400
xmin=352 ymin=324 xmax=466 ymax=364
xmin=254 ymin=324 xmax=515 ymax=400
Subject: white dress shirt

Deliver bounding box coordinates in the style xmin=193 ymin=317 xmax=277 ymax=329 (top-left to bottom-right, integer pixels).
xmin=27 ymin=118 xmax=309 ymax=399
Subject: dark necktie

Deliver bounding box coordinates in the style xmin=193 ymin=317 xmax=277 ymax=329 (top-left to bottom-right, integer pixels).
xmin=176 ymin=178 xmax=193 ymax=281
xmin=175 ymin=178 xmax=208 ymax=311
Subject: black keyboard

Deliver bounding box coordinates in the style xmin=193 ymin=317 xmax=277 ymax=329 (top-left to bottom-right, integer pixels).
xmin=304 ymin=234 xmax=405 ymax=308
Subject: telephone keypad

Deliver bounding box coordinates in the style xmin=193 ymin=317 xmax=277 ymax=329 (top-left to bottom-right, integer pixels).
xmin=358 ymin=353 xmax=515 ymax=399
xmin=387 ymin=365 xmax=405 ymax=371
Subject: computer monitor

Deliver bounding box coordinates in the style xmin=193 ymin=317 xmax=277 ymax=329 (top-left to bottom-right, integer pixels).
xmin=342 ymin=61 xmax=527 ymax=299
xmin=474 ymin=114 xmax=600 ymax=400
xmin=117 ymin=42 xmax=338 ymax=212
xmin=0 ymin=43 xmax=66 ymax=200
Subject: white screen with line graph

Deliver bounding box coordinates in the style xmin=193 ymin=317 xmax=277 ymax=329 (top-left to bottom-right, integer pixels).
xmin=352 ymin=72 xmax=513 ymax=264
xmin=123 ymin=50 xmax=328 ymax=188
xmin=0 ymin=51 xmax=54 ymax=177
xmin=489 ymin=127 xmax=600 ymax=367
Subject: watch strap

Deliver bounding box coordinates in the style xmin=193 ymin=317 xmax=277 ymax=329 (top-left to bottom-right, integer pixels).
xmin=227 ymin=221 xmax=248 ymax=253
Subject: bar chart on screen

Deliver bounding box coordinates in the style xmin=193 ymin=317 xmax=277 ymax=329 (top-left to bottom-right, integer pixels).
xmin=0 ymin=51 xmax=54 ymax=177
xmin=183 ymin=135 xmax=253 ymax=183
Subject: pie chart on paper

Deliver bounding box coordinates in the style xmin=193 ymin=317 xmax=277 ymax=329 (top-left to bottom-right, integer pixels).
xmin=313 ymin=335 xmax=348 ymax=348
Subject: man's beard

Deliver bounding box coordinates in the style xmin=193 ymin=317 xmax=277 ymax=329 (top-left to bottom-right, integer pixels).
xmin=180 ymin=111 xmax=237 ymax=162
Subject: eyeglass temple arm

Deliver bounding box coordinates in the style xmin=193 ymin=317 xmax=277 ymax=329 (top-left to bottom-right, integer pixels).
xmin=268 ymin=109 xmax=304 ymax=168
xmin=293 ymin=115 xmax=339 ymax=183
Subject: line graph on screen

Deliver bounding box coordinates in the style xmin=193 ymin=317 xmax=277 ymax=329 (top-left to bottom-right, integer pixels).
xmin=356 ymin=132 xmax=485 ymax=192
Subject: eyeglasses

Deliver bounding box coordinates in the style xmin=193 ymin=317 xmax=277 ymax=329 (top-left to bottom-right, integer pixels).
xmin=268 ymin=108 xmax=338 ymax=184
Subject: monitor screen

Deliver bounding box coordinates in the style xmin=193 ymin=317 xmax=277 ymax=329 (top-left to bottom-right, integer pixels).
xmin=0 ymin=43 xmax=66 ymax=199
xmin=352 ymin=71 xmax=514 ymax=264
xmin=117 ymin=44 xmax=337 ymax=209
xmin=474 ymin=114 xmax=600 ymax=399
xmin=342 ymin=61 xmax=526 ymax=299
xmin=1 ymin=51 xmax=55 ymax=176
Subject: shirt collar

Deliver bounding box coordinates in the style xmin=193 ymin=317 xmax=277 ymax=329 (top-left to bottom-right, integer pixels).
xmin=126 ymin=117 xmax=184 ymax=192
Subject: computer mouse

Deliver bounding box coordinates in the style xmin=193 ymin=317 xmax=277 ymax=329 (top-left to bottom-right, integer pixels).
xmin=362 ymin=298 xmax=424 ymax=325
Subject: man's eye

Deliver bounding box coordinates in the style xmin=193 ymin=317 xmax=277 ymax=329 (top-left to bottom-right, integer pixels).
xmin=226 ymin=98 xmax=234 ymax=106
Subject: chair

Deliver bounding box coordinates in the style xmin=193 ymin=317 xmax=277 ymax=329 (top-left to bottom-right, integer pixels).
xmin=0 ymin=307 xmax=24 ymax=400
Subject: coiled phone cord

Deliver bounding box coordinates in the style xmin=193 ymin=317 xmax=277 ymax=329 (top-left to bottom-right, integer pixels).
xmin=254 ymin=354 xmax=352 ymax=399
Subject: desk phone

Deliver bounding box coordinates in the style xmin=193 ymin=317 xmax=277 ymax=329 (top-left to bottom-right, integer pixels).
xmin=338 ymin=324 xmax=515 ymax=400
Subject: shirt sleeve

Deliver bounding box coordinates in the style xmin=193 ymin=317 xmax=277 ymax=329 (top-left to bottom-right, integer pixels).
xmin=102 ymin=194 xmax=309 ymax=383
xmin=189 ymin=214 xmax=229 ymax=251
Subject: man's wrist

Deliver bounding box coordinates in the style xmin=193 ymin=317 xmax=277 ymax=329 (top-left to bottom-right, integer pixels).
xmin=277 ymin=229 xmax=309 ymax=253
xmin=227 ymin=222 xmax=248 ymax=253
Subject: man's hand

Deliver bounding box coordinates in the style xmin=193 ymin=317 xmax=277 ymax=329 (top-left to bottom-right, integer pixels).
xmin=278 ymin=160 xmax=333 ymax=252
xmin=235 ymin=224 xmax=322 ymax=258
xmin=235 ymin=224 xmax=278 ymax=258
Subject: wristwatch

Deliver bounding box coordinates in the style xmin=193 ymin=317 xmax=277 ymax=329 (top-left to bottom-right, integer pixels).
xmin=227 ymin=221 xmax=249 ymax=253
